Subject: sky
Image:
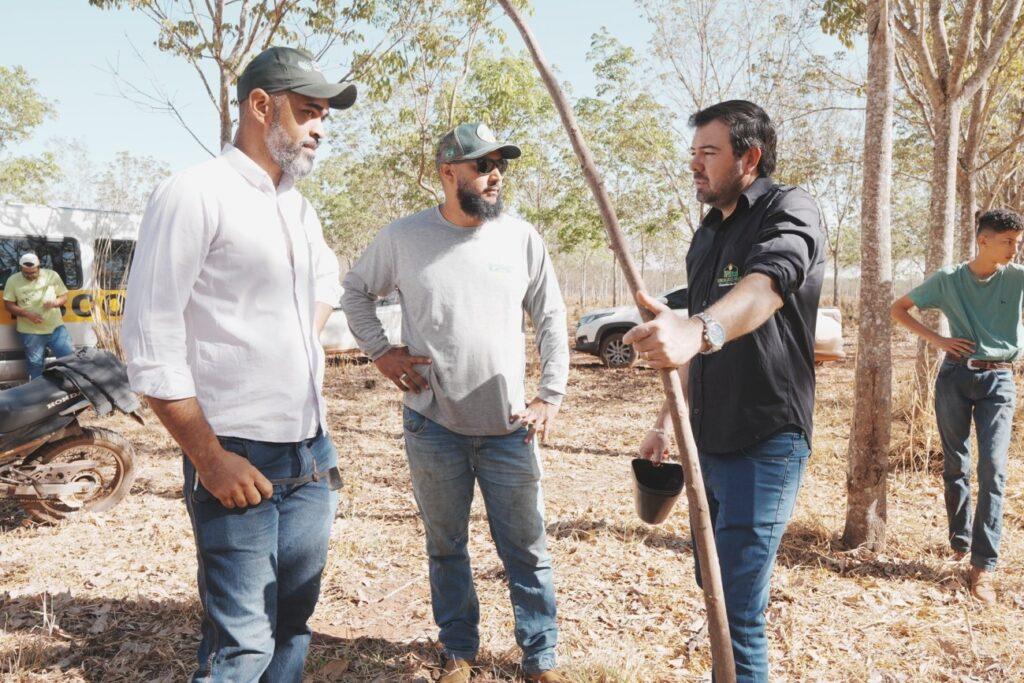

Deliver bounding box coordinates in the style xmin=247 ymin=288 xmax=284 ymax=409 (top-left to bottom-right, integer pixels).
xmin=1 ymin=1 xmax=654 ymax=172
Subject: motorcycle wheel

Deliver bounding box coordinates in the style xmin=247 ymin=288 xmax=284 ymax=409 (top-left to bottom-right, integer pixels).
xmin=20 ymin=427 xmax=136 ymax=524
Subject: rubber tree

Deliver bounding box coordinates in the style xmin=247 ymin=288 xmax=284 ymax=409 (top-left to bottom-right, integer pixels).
xmin=842 ymin=0 xmax=895 ymax=552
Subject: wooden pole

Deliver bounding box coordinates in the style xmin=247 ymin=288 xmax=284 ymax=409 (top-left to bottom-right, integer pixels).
xmin=495 ymin=2 xmax=736 ymax=679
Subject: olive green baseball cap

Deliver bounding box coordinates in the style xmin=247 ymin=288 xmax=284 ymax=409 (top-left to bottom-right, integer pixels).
xmin=436 ymin=122 xmax=522 ymax=166
xmin=237 ymin=47 xmax=357 ymax=110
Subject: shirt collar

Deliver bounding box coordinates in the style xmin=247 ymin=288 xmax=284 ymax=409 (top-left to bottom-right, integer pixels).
xmin=701 ymin=176 xmax=773 ymax=228
xmin=220 ymin=143 xmax=295 ymax=195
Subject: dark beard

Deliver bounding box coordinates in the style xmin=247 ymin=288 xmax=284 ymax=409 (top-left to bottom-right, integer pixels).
xmin=457 ymin=183 xmax=503 ymax=221
xmin=695 ymin=166 xmax=745 ymax=209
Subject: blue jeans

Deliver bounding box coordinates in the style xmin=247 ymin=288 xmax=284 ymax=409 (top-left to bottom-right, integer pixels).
xmin=693 ymin=430 xmax=809 ymax=683
xmin=19 ymin=325 xmax=74 ymax=379
xmin=934 ymin=361 xmax=1015 ymax=571
xmin=182 ymin=431 xmax=339 ymax=683
xmin=402 ymin=407 xmax=558 ymax=675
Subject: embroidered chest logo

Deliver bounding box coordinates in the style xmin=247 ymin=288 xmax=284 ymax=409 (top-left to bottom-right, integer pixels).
xmin=488 ymin=263 xmax=514 ymax=274
xmin=717 ymin=263 xmax=740 ymax=287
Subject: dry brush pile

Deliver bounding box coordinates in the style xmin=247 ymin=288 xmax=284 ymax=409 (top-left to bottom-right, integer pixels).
xmin=3 ymin=338 xmax=1024 ymax=681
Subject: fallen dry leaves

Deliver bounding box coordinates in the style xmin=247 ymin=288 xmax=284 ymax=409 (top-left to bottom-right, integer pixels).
xmin=3 ymin=332 xmax=1024 ymax=681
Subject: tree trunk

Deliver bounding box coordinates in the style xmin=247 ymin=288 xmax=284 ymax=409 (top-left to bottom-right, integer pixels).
xmin=580 ymin=250 xmax=590 ymax=309
xmin=915 ymin=98 xmax=962 ymax=399
xmin=219 ymin=73 xmax=233 ymax=147
xmin=833 ymin=250 xmax=841 ymax=307
xmin=843 ymin=0 xmax=894 ymax=553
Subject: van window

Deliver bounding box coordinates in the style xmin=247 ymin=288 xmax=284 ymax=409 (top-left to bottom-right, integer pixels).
xmin=93 ymin=238 xmax=136 ymax=288
xmin=0 ymin=237 xmax=83 ymax=289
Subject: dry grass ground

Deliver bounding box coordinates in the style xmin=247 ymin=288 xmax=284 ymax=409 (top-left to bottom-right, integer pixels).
xmin=3 ymin=333 xmax=1024 ymax=681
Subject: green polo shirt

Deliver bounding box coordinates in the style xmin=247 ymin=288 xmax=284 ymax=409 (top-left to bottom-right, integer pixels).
xmin=3 ymin=269 xmax=68 ymax=335
xmin=908 ymin=262 xmax=1024 ymax=361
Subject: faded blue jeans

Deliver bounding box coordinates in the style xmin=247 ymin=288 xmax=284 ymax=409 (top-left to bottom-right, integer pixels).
xmin=934 ymin=360 xmax=1016 ymax=571
xmin=19 ymin=325 xmax=74 ymax=379
xmin=182 ymin=430 xmax=339 ymax=683
xmin=693 ymin=430 xmax=809 ymax=683
xmin=402 ymin=407 xmax=558 ymax=675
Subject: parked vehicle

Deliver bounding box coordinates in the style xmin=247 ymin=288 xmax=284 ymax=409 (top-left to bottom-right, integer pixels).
xmin=574 ymin=286 xmax=846 ymax=368
xmin=0 ymin=351 xmax=139 ymax=523
xmin=0 ymin=203 xmax=138 ymax=383
xmin=320 ymin=290 xmax=403 ymax=355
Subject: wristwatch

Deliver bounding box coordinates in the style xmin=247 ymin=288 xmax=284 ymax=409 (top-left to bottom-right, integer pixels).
xmin=693 ymin=311 xmax=725 ymax=354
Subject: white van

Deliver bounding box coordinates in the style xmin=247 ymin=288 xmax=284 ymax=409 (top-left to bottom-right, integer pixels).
xmin=0 ymin=202 xmax=139 ymax=384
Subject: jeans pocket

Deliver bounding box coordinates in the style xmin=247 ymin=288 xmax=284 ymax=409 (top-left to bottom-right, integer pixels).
xmin=937 ymin=362 xmax=958 ymax=380
xmin=403 ymin=406 xmax=429 ymax=435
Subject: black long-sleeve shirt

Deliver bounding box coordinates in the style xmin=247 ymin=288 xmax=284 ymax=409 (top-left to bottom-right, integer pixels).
xmin=685 ymin=177 xmax=825 ymax=454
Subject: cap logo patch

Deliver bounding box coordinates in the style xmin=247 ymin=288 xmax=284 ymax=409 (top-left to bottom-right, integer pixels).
xmin=476 ymin=123 xmax=497 ymax=143
xmin=297 ymin=59 xmax=319 ymax=72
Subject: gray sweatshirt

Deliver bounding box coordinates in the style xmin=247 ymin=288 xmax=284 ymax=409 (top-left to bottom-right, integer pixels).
xmin=341 ymin=206 xmax=569 ymax=436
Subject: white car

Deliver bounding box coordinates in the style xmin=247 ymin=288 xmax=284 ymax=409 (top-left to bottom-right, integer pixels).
xmin=574 ymin=286 xmax=845 ymax=368
xmin=320 ymin=291 xmax=402 ymax=355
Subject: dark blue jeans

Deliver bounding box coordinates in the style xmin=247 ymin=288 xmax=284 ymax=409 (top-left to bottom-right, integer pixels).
xmin=19 ymin=325 xmax=74 ymax=379
xmin=182 ymin=431 xmax=339 ymax=683
xmin=402 ymin=407 xmax=558 ymax=675
xmin=934 ymin=361 xmax=1015 ymax=570
xmin=693 ymin=430 xmax=809 ymax=683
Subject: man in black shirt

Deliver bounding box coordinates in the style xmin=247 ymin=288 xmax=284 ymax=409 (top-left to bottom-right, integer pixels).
xmin=624 ymin=100 xmax=824 ymax=682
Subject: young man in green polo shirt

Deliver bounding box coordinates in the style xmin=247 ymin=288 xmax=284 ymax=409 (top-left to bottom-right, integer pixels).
xmin=892 ymin=208 xmax=1024 ymax=604
xmin=3 ymin=252 xmax=74 ymax=379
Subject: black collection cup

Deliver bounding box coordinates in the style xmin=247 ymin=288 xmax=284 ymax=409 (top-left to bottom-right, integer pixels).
xmin=631 ymin=458 xmax=684 ymax=524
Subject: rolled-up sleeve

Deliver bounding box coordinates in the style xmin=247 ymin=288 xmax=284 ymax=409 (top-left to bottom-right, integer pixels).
xmin=743 ymin=189 xmax=822 ymax=298
xmin=523 ymin=228 xmax=569 ymax=405
xmin=340 ymin=227 xmax=397 ymax=361
xmin=121 ymin=174 xmax=211 ymax=400
xmin=308 ymin=208 xmax=342 ymax=306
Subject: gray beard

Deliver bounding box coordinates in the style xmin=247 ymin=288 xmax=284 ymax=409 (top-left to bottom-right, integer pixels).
xmin=266 ymin=120 xmax=314 ymax=180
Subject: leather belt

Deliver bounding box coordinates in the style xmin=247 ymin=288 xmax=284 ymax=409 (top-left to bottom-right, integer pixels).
xmin=946 ymin=356 xmax=1014 ymax=371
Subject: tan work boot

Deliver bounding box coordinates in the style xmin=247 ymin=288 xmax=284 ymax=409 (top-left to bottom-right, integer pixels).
xmin=525 ymin=669 xmax=569 ymax=683
xmin=439 ymin=658 xmax=474 ymax=683
xmin=951 ymin=548 xmax=968 ymax=562
xmin=968 ymin=565 xmax=996 ymax=604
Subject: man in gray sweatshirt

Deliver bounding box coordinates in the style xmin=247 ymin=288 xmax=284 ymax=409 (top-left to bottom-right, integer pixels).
xmin=341 ymin=122 xmax=569 ymax=683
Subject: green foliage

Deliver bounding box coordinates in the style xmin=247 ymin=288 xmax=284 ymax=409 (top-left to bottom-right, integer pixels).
xmin=819 ymin=0 xmax=866 ymax=49
xmin=0 ymin=65 xmax=59 ymax=201
xmin=95 ymin=151 xmax=171 ymax=212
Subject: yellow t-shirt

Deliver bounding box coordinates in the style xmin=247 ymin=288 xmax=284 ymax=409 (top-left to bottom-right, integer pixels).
xmin=3 ymin=269 xmax=68 ymax=334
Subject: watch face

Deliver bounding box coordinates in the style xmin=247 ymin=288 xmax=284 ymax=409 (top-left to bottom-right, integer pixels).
xmin=707 ymin=322 xmax=726 ymax=347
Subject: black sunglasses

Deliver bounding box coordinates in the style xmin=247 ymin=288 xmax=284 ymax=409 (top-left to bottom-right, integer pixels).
xmin=457 ymin=157 xmax=509 ymax=175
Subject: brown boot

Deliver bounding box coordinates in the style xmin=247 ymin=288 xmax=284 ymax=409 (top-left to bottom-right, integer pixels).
xmin=439 ymin=658 xmax=474 ymax=683
xmin=969 ymin=566 xmax=996 ymax=604
xmin=525 ymin=670 xmax=570 ymax=683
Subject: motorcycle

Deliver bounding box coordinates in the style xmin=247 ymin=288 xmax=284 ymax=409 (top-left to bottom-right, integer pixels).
xmin=0 ymin=362 xmax=138 ymax=524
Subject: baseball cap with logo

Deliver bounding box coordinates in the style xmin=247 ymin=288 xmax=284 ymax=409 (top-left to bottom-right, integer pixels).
xmin=19 ymin=253 xmax=40 ymax=267
xmin=237 ymin=47 xmax=357 ymax=110
xmin=436 ymin=122 xmax=522 ymax=167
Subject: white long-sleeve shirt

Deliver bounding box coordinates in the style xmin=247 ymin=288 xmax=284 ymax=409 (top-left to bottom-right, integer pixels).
xmin=122 ymin=144 xmax=341 ymax=442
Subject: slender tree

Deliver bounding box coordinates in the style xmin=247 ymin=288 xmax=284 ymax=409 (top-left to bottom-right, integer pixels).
xmin=843 ymin=0 xmax=895 ymax=551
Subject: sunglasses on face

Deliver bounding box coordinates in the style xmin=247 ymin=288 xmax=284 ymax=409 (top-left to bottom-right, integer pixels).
xmin=458 ymin=157 xmax=509 ymax=175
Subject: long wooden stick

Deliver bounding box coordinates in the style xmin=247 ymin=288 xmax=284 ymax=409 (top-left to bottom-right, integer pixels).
xmin=495 ymin=2 xmax=735 ymax=679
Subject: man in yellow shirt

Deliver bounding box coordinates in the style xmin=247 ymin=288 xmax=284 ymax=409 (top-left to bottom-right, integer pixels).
xmin=3 ymin=252 xmax=74 ymax=379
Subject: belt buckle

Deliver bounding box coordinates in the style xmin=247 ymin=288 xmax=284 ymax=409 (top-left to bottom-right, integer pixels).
xmin=966 ymin=359 xmax=982 ymax=371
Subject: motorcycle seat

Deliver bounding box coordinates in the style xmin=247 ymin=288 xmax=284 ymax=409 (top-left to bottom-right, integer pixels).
xmin=0 ymin=376 xmax=80 ymax=433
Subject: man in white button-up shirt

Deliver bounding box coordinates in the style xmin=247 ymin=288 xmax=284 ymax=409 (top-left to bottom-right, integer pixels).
xmin=122 ymin=47 xmax=355 ymax=683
